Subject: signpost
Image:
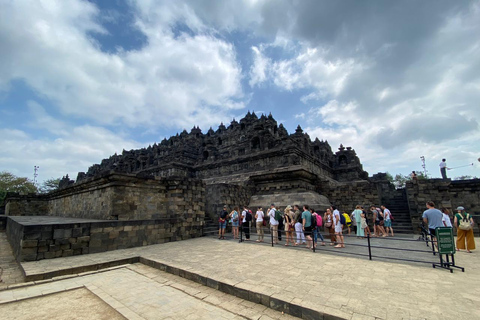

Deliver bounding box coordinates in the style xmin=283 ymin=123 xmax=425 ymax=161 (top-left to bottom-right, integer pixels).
xmin=433 ymin=227 xmax=464 ymax=273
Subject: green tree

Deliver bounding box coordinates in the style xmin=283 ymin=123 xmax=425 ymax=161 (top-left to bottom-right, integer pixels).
xmin=0 ymin=171 xmax=38 ymax=203
xmin=39 ymin=177 xmax=61 ymax=194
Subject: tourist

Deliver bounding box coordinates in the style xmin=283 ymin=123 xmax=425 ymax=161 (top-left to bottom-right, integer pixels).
xmin=218 ymin=205 xmax=228 ymax=240
xmin=411 ymin=171 xmax=417 ymax=181
xmin=241 ymin=206 xmax=251 ymax=241
xmin=294 ymin=205 xmax=305 ymax=245
xmin=439 ymin=159 xmax=449 ymax=179
xmin=255 ymin=206 xmax=264 ymax=242
xmin=284 ymin=205 xmax=295 ymax=246
xmin=302 ymin=205 xmax=313 ymax=249
xmin=324 ymin=208 xmax=335 ymax=245
xmin=371 ymin=206 xmax=386 ymax=237
xmin=277 ymin=207 xmax=284 ymax=242
xmin=382 ymin=205 xmax=394 ymax=237
xmin=311 ymin=208 xmax=325 ymax=247
xmin=353 ymin=205 xmax=364 ymax=238
xmin=422 ymin=201 xmax=444 ymax=247
xmin=230 ymin=206 xmax=240 ymax=240
xmin=362 ymin=206 xmax=371 ymax=237
xmin=342 ymin=211 xmax=352 ymax=235
xmin=454 ymin=206 xmax=475 ymax=253
xmin=268 ymin=204 xmax=279 ymax=244
xmin=441 ymin=208 xmax=452 ymax=228
xmin=332 ymin=205 xmax=344 ymax=248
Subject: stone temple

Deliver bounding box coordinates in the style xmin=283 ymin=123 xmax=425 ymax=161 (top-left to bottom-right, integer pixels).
xmin=70 ymin=111 xmax=372 ymax=217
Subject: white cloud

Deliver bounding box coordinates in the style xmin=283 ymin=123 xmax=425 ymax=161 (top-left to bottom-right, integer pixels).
xmin=249 ymin=46 xmax=270 ymax=87
xmin=0 ymin=0 xmax=245 ymax=130
xmin=0 ymin=122 xmax=142 ymax=183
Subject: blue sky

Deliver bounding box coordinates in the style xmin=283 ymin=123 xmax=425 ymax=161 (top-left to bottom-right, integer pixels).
xmin=1 ymin=0 xmax=479 ymax=185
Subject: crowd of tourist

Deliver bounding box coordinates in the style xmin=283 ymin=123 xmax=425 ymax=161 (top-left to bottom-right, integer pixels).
xmin=218 ymin=203 xmax=402 ymax=249
xmin=218 ymin=201 xmax=475 ymax=253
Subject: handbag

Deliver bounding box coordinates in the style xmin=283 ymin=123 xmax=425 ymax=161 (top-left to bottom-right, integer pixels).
xmin=324 ymin=221 xmax=332 ymax=228
xmin=361 ymin=218 xmax=367 ymax=229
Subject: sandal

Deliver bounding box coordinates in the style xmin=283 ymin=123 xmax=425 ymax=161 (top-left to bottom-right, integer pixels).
xmin=334 ymin=245 xmax=342 ymax=248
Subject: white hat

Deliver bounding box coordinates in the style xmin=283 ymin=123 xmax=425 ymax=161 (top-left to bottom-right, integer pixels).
xmin=456 ymin=206 xmax=465 ymax=211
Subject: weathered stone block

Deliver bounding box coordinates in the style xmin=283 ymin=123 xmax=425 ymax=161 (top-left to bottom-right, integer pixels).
xmin=22 ymin=239 xmax=38 ymax=248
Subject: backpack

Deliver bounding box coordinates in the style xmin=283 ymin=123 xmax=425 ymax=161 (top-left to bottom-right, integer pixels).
xmin=458 ymin=213 xmax=472 ymax=231
xmin=274 ymin=209 xmax=282 ymax=222
xmin=246 ymin=210 xmax=253 ymax=222
xmin=316 ymin=214 xmax=322 ymax=227
xmin=311 ymin=213 xmax=317 ymax=228
xmin=340 ymin=214 xmax=346 ymax=225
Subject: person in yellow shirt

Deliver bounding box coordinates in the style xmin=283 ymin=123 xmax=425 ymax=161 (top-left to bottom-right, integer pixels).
xmin=342 ymin=212 xmax=352 ymax=235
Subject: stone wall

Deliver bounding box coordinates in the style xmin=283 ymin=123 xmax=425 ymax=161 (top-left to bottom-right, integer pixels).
xmin=4 ymin=194 xmax=49 ymax=216
xmin=5 ymin=173 xmax=205 ymax=221
xmin=406 ymin=179 xmax=480 ymax=227
xmin=205 ymin=183 xmax=254 ymax=220
xmin=6 ymin=216 xmax=204 ymax=262
xmin=321 ymin=180 xmax=381 ymax=212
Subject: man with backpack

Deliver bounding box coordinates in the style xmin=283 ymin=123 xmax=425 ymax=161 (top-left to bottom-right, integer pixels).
xmin=268 ymin=204 xmax=279 ymax=244
xmin=241 ymin=206 xmax=251 ymax=241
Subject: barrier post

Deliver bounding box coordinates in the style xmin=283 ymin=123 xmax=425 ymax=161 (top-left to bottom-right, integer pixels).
xmin=239 ymin=222 xmax=243 ymax=243
xmin=271 ymin=227 xmax=274 ymax=247
xmin=367 ymin=233 xmax=372 ymax=260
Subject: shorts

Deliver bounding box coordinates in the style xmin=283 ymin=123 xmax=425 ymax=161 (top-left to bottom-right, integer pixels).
xmin=429 ymin=228 xmax=437 ymax=238
xmin=304 ymin=226 xmax=312 ymax=235
xmin=384 ymin=220 xmax=391 ymax=227
xmin=219 ymin=220 xmax=226 ymax=229
xmin=335 ymin=224 xmax=343 ymax=233
xmin=345 ymin=222 xmax=352 ymax=227
xmin=232 ymin=221 xmax=239 ymax=227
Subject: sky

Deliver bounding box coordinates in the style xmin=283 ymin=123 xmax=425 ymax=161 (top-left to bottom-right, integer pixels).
xmin=1 ymin=0 xmax=479 ymax=186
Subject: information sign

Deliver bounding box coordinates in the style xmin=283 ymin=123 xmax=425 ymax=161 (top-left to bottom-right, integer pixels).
xmin=436 ymin=227 xmax=455 ymax=255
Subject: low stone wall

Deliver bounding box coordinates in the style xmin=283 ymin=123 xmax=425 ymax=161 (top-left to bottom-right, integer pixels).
xmin=6 ymin=216 xmax=204 ymax=262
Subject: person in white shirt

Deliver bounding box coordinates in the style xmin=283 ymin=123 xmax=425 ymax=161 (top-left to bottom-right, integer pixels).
xmin=268 ymin=204 xmax=279 ymax=244
xmin=331 ymin=205 xmax=344 ymax=248
xmin=381 ymin=205 xmax=394 ymax=237
xmin=255 ymin=207 xmax=265 ymax=242
xmin=441 ymin=208 xmax=453 ymax=228
xmin=439 ymin=159 xmax=449 ymax=179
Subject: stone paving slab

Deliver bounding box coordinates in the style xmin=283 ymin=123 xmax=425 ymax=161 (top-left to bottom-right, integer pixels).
xmin=17 ymin=235 xmax=480 ymax=319
xmin=0 ymin=264 xmax=299 ymax=320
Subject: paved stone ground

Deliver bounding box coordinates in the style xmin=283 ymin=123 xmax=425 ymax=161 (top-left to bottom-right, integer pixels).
xmin=1 ymin=232 xmax=479 ymax=319
xmin=0 ymin=232 xmax=24 ymax=288
xmin=0 ymin=264 xmax=299 ymax=320
xmin=0 ymin=287 xmax=126 ymax=320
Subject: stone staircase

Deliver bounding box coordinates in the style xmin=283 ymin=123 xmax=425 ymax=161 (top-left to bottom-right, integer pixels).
xmin=382 ymin=189 xmax=414 ymax=234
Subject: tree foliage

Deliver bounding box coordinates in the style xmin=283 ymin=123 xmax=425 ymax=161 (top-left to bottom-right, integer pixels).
xmin=39 ymin=177 xmax=61 ymax=194
xmin=0 ymin=171 xmax=38 ymax=202
xmin=389 ymin=171 xmax=427 ymax=188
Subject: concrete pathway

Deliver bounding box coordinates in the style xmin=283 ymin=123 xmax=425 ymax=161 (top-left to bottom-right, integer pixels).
xmin=2 ymin=235 xmax=480 ymax=319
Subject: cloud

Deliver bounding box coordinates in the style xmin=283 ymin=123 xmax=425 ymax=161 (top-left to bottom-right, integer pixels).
xmin=0 ymin=0 xmax=245 ymax=130
xmin=0 ymin=122 xmax=142 ymax=182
